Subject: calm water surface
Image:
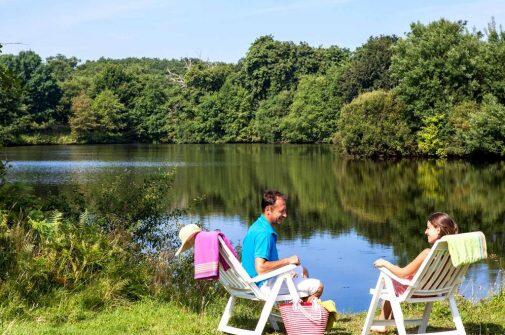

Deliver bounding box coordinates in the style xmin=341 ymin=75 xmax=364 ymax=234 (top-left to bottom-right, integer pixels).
xmin=1 ymin=144 xmax=504 ymax=312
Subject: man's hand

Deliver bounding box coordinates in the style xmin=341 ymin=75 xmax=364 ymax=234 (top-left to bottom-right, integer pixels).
xmin=287 ymin=255 xmax=300 ymax=266
xmin=302 ymin=266 xmax=309 ymax=278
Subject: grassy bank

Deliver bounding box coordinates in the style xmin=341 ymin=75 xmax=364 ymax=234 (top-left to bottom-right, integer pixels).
xmin=11 ymin=132 xmax=75 ymax=145
xmin=1 ymin=291 xmax=504 ymax=335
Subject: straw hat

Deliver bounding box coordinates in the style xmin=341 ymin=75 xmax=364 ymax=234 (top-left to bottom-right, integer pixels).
xmin=175 ymin=224 xmax=202 ymax=256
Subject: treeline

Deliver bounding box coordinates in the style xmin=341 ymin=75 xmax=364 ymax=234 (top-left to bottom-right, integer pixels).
xmin=1 ymin=18 xmax=505 ymax=157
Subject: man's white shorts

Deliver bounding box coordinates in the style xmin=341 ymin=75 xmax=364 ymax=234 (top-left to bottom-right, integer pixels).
xmin=259 ymin=276 xmax=322 ymax=297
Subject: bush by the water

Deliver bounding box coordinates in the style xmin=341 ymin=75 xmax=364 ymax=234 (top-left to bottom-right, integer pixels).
xmin=0 ymin=161 xmax=224 ymax=322
xmin=334 ymin=90 xmax=413 ymax=157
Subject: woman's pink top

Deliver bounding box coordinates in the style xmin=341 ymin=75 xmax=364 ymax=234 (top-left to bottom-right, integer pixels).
xmin=393 ymin=274 xmax=414 ymax=296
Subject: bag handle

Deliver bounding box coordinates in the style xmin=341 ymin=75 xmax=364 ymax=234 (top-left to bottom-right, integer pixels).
xmin=284 ymin=275 xmax=323 ymax=322
xmin=292 ymin=299 xmax=323 ymax=322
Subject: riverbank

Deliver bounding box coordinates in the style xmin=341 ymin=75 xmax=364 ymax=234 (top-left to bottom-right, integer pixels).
xmin=9 ymin=132 xmax=75 ymax=146
xmin=1 ymin=291 xmax=504 ymax=335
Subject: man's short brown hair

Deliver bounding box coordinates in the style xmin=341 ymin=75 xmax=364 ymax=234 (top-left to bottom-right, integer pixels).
xmin=261 ymin=190 xmax=287 ymax=212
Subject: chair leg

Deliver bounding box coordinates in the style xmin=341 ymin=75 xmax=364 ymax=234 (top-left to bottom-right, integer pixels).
xmin=390 ymin=299 xmax=407 ymax=335
xmin=418 ymin=302 xmax=433 ymax=334
xmin=254 ymin=276 xmax=285 ymax=335
xmin=361 ymin=275 xmax=385 ymax=335
xmin=218 ymin=296 xmax=236 ymax=331
xmin=449 ymin=296 xmax=466 ymax=335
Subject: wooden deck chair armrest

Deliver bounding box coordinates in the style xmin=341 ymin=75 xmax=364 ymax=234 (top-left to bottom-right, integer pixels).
xmin=379 ymin=267 xmax=412 ymax=286
xmin=248 ymin=264 xmax=297 ymax=283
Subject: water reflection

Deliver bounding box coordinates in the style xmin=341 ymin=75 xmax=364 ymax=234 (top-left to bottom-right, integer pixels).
xmin=1 ymin=144 xmax=504 ymax=311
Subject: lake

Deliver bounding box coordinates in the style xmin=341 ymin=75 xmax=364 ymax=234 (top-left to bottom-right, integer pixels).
xmin=1 ymin=144 xmax=504 ymax=312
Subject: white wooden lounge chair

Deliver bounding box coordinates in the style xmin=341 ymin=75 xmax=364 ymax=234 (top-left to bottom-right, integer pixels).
xmin=361 ymin=233 xmax=481 ymax=335
xmin=217 ymin=236 xmax=306 ymax=335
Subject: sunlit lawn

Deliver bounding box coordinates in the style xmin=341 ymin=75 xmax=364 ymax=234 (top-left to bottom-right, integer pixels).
xmin=2 ymin=292 xmax=504 ymax=335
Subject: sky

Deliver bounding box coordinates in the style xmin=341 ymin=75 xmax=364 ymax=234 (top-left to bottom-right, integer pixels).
xmin=1 ymin=0 xmax=505 ymax=63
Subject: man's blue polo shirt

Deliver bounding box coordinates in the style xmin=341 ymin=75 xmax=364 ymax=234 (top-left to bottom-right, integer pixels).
xmin=242 ymin=214 xmax=279 ymax=287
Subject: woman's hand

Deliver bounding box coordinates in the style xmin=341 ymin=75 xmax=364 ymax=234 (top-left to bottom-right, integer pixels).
xmin=374 ymin=258 xmax=390 ymax=268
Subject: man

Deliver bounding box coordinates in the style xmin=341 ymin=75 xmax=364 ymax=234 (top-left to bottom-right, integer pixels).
xmin=242 ymin=190 xmax=324 ymax=301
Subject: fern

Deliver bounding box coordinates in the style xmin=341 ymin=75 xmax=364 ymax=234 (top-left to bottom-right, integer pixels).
xmin=49 ymin=211 xmax=63 ymax=229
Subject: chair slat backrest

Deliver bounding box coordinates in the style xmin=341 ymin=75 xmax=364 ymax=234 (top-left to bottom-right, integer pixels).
xmin=402 ymin=240 xmax=468 ymax=300
xmin=217 ymin=236 xmax=263 ymax=299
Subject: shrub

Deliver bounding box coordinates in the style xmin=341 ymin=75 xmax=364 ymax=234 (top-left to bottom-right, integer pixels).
xmin=0 ymin=165 xmax=217 ymax=321
xmin=334 ymin=90 xmax=414 ymax=157
xmin=0 ymin=210 xmax=150 ymax=320
xmin=445 ymin=101 xmax=478 ymax=156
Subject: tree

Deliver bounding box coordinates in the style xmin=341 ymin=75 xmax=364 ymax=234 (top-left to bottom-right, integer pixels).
xmin=338 ymin=35 xmax=398 ymax=103
xmin=92 ymin=64 xmax=139 ymax=107
xmin=91 ymin=89 xmax=127 ymax=141
xmin=0 ymin=51 xmax=62 ymax=128
xmin=237 ymin=36 xmax=347 ymax=103
xmin=23 ymin=65 xmax=63 ymax=125
xmin=216 ymin=78 xmax=254 ymax=142
xmin=131 ymin=76 xmax=170 ymax=142
xmin=481 ymin=19 xmax=505 ymax=103
xmin=0 ymin=64 xmax=23 ymax=144
xmin=238 ymin=36 xmax=297 ymax=102
xmin=46 ymin=54 xmax=79 ymax=83
xmin=391 ymin=19 xmax=485 ymax=155
xmin=466 ymin=95 xmax=505 ymax=156
xmin=163 ymin=85 xmax=192 ymax=143
xmin=69 ymin=93 xmax=98 ymax=142
xmin=191 ymin=93 xmax=224 ymax=143
xmin=0 ymin=50 xmax=42 ymax=83
xmin=281 ymin=74 xmax=341 ymax=143
xmin=253 ymin=90 xmax=293 ymax=143
xmin=184 ymin=62 xmax=233 ymax=92
xmin=70 ymin=90 xmax=127 ymax=143
xmin=334 ymin=90 xmax=414 ymax=157
xmin=314 ymin=45 xmax=350 ymax=74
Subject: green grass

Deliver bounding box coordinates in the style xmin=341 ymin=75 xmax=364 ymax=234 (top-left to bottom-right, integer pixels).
xmin=1 ymin=292 xmax=504 ymax=335
xmin=0 ymin=300 xmax=220 ymax=335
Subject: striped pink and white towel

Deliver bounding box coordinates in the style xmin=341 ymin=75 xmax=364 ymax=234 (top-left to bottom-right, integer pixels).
xmin=194 ymin=231 xmax=237 ymax=280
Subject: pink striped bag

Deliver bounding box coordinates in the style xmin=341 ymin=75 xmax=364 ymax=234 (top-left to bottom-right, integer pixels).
xmin=279 ymin=300 xmax=328 ymax=335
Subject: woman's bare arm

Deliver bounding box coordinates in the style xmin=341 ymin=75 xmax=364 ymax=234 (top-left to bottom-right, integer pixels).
xmin=374 ymin=248 xmax=430 ymax=278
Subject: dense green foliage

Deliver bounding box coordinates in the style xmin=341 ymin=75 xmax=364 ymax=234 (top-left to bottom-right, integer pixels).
xmin=0 ymin=162 xmax=222 ymax=321
xmin=2 ymin=19 xmax=505 ymax=157
xmin=334 ymin=90 xmax=412 ymax=157
xmin=338 ymin=35 xmax=398 ymax=103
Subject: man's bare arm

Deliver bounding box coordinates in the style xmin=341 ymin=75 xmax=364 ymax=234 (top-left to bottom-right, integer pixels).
xmin=255 ymin=256 xmax=300 ymax=275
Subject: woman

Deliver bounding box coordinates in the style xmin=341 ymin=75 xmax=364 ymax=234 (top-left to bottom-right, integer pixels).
xmin=370 ymin=212 xmax=459 ymax=333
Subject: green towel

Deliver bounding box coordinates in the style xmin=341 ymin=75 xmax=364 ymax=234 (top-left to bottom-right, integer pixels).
xmin=442 ymin=231 xmax=487 ymax=267
xmin=318 ymin=299 xmax=337 ymax=331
